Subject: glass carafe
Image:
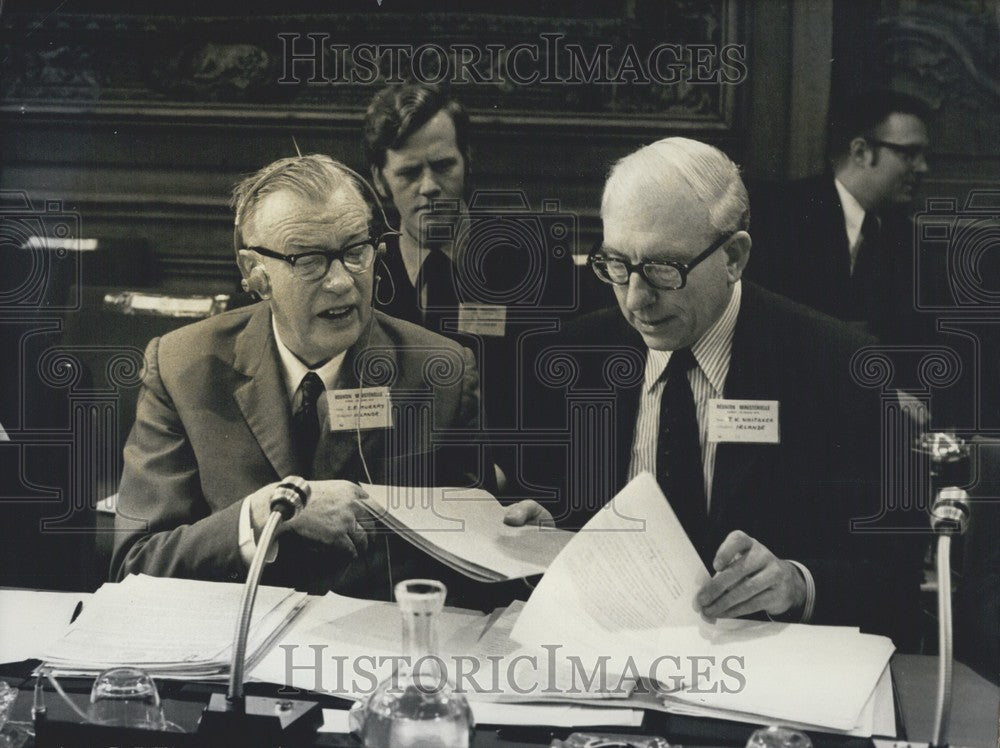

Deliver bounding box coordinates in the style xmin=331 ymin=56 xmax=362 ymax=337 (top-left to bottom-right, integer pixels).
xmin=350 ymin=579 xmax=474 ymax=747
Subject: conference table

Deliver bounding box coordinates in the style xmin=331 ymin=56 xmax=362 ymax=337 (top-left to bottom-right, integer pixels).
xmin=1 ymin=661 xmax=996 ymax=747
xmin=0 ymin=589 xmax=996 ymax=747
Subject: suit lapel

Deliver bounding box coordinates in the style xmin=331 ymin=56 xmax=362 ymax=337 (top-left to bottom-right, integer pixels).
xmin=232 ymin=305 xmax=299 ymax=479
xmin=615 ymin=364 xmax=643 ymax=491
xmin=602 ymin=313 xmax=645 ymax=492
xmin=819 ymin=176 xmax=853 ymax=284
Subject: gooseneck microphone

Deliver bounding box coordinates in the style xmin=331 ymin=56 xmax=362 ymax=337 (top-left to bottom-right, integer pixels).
xmin=930 ymin=486 xmax=970 ymax=535
xmin=917 ymin=433 xmax=972 ymax=748
xmin=199 ymin=476 xmax=322 ymax=745
xmin=228 ymin=477 xmax=310 ymax=700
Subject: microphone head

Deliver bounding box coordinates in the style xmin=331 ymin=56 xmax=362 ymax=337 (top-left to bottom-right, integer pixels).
xmin=915 ymin=431 xmax=970 ymax=488
xmin=271 ymin=476 xmax=311 ymax=519
xmin=930 ymin=486 xmax=970 ymax=535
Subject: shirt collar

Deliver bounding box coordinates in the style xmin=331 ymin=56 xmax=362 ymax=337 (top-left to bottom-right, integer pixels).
xmin=271 ymin=315 xmax=345 ymax=402
xmin=642 ymin=280 xmax=742 ymax=395
xmin=834 ymin=177 xmax=867 ymax=249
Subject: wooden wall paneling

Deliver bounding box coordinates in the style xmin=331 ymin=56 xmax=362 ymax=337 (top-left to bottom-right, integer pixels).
xmin=2 ymin=2 xmax=748 ymax=290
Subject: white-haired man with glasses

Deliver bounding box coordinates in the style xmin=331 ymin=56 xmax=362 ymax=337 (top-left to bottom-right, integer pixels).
xmin=112 ymin=154 xmax=549 ymax=602
xmin=521 ymin=137 xmax=923 ymax=649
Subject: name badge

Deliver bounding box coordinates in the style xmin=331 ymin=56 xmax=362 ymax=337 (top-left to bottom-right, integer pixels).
xmin=457 ymin=303 xmax=507 ymax=337
xmin=707 ymin=399 xmax=780 ymax=444
xmin=327 ymin=387 xmax=392 ymax=431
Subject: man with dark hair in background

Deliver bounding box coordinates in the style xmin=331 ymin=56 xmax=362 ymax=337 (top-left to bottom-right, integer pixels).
xmin=747 ymin=90 xmax=932 ymax=342
xmin=363 ymin=83 xmax=579 ymax=493
xmin=363 ymin=82 xmax=471 ymax=334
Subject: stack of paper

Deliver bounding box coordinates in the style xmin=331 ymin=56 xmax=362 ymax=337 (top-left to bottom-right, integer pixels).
xmin=250 ymin=587 xmax=895 ymax=737
xmin=0 ymin=589 xmax=92 ymax=664
xmin=508 ymin=472 xmax=898 ymax=736
xmin=251 ymin=474 xmax=898 ymax=736
xmin=42 ymin=574 xmax=309 ymax=680
xmin=249 ymin=593 xmax=641 ymax=729
xmin=357 ymin=483 xmax=573 ymax=582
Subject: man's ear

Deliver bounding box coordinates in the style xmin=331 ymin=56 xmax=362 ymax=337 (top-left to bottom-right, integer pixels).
xmin=849 ymin=136 xmax=871 ymax=165
xmin=237 ymin=249 xmax=256 ymax=280
xmin=371 ymin=166 xmax=391 ymax=200
xmin=724 ymin=231 xmax=752 ymax=283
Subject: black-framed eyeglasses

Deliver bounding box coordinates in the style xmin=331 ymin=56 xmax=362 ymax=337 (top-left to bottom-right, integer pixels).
xmin=588 ymin=232 xmax=735 ymax=291
xmin=244 ymin=237 xmax=381 ymax=281
xmin=867 ymin=139 xmax=928 ymax=165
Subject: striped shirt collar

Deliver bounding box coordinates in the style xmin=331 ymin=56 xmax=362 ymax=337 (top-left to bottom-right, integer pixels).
xmin=642 ymin=280 xmax=742 ymax=394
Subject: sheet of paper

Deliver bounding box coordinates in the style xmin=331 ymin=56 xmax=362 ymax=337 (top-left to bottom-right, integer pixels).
xmin=508 ymin=473 xmax=894 ymax=731
xmin=320 ymin=709 xmax=352 ymax=734
xmin=659 ymin=660 xmax=895 ymax=738
xmin=659 ymin=626 xmax=894 ymax=730
xmin=870 ymin=664 xmax=898 ymax=738
xmin=42 ymin=575 xmax=305 ymax=676
xmin=554 ymin=619 xmax=892 ymax=731
xmin=0 ymin=589 xmax=92 ymax=663
xmin=253 ymin=596 xmax=630 ymax=705
xmin=466 ymin=601 xmax=632 ymax=702
xmin=511 ymin=471 xmax=710 ymax=651
xmin=358 ymin=483 xmax=573 ymax=581
xmin=250 ymin=591 xmax=489 ymax=699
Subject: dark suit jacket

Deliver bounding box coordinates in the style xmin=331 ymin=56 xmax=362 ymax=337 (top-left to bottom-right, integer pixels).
xmin=374 ymin=229 xmax=584 ymax=481
xmin=748 ymin=175 xmax=986 ymax=436
xmin=522 ymin=283 xmax=924 ymax=649
xmin=747 ymin=173 xmax=921 ymax=341
xmin=111 ymin=304 xmax=498 ymax=605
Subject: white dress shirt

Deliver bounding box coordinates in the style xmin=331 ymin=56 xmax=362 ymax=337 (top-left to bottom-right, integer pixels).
xmin=237 ymin=318 xmax=345 ymax=566
xmin=834 ymin=177 xmax=867 ymax=275
xmin=626 ymin=281 xmax=815 ymax=622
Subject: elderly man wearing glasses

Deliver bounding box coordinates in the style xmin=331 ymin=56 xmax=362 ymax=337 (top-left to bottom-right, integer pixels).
xmin=112 ymin=154 xmax=549 ymax=601
xmin=521 ymin=137 xmax=924 ymax=650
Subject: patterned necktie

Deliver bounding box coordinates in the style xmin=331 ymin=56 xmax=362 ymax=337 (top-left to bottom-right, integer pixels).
xmin=656 ymin=348 xmax=708 ymax=557
xmin=291 ymin=371 xmax=324 ymax=478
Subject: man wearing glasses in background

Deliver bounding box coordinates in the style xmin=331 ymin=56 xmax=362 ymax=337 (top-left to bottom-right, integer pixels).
xmin=112 ymin=154 xmax=547 ymax=602
xmin=522 ymin=138 xmax=923 ymax=649
xmin=746 ymin=90 xmax=932 ymax=342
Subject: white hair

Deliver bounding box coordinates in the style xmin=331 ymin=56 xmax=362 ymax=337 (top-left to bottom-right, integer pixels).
xmin=232 ymin=154 xmax=370 ymax=239
xmin=601 ymin=137 xmax=749 ymax=234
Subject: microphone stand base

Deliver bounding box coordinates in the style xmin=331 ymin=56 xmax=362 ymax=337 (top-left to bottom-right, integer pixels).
xmin=198 ymin=692 xmax=323 ymax=746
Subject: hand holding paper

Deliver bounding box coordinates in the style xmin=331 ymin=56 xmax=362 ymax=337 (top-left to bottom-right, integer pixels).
xmin=283 ymin=480 xmax=372 ymax=558
xmin=503 ymin=500 xmax=556 ymax=528
xmin=697 ymin=530 xmax=807 ymax=619
xmin=356 ymin=483 xmax=571 ymax=582
xmin=509 ymin=473 xmax=895 ymax=732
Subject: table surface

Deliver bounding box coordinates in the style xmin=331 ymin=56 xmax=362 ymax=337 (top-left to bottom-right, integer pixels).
xmin=2 ymin=654 xmax=996 ymax=748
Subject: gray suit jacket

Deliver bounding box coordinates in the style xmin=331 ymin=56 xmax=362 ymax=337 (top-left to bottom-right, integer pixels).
xmin=111 ymin=304 xmax=494 ymax=602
